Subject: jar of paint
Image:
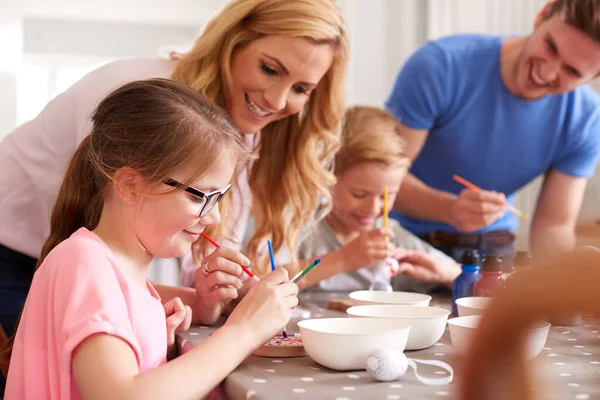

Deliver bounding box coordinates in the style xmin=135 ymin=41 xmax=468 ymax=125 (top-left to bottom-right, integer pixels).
xmin=452 ymin=250 xmax=482 ymax=316
xmin=474 ymin=255 xmax=505 ymax=297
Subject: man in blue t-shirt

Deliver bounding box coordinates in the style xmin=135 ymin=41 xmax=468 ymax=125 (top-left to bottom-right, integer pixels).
xmin=386 ymin=0 xmax=600 ymax=264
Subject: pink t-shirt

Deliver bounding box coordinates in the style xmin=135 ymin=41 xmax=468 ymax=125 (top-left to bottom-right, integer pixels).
xmin=5 ymin=228 xmax=167 ymax=400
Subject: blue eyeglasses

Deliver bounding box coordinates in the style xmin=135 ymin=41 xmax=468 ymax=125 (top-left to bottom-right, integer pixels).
xmin=163 ymin=178 xmax=232 ymax=218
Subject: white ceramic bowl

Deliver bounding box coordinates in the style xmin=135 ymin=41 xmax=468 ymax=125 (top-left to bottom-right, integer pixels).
xmin=455 ymin=296 xmax=493 ymax=317
xmin=297 ymin=317 xmax=411 ymax=371
xmin=448 ymin=315 xmax=551 ymax=360
xmin=349 ymin=290 xmax=432 ymax=307
xmin=346 ymin=305 xmax=450 ymax=350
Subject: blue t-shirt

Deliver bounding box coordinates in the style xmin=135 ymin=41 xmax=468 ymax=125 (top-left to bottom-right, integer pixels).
xmin=385 ymin=34 xmax=600 ymax=235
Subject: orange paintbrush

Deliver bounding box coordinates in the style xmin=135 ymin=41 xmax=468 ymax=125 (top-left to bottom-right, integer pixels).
xmin=453 ymin=175 xmax=528 ymax=220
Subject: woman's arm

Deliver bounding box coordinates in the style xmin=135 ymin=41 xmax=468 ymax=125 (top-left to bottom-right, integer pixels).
xmin=154 ymin=245 xmax=253 ymax=325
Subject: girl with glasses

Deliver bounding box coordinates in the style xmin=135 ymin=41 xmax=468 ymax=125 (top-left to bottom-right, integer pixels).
xmin=3 ymin=79 xmax=299 ymax=400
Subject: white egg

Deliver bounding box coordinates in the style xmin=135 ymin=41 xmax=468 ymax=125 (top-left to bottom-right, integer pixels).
xmin=366 ymin=348 xmax=408 ymax=381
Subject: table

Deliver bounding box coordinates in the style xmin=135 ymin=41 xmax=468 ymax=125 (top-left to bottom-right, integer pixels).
xmin=177 ymin=293 xmax=600 ymax=399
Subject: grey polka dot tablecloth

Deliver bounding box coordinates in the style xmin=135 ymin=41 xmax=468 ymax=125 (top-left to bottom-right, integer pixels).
xmin=177 ymin=293 xmax=600 ymax=400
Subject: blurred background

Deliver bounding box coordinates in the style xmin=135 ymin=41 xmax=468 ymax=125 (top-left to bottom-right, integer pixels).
xmin=1 ymin=0 xmax=598 ymax=284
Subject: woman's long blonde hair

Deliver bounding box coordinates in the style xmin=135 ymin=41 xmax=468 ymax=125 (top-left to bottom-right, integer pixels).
xmin=171 ymin=0 xmax=349 ymax=275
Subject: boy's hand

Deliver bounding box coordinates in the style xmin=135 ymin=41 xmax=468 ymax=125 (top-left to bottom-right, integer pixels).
xmin=341 ymin=228 xmax=396 ymax=270
xmin=396 ymin=251 xmax=461 ymax=287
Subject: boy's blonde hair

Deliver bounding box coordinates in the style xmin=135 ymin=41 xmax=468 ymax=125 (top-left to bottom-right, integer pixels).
xmin=335 ymin=106 xmax=410 ymax=175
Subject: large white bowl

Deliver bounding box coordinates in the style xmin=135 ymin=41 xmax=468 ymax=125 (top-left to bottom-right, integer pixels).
xmin=448 ymin=315 xmax=551 ymax=360
xmin=349 ymin=290 xmax=432 ymax=306
xmin=455 ymin=296 xmax=493 ymax=317
xmin=297 ymin=317 xmax=411 ymax=371
xmin=346 ymin=305 xmax=449 ymax=350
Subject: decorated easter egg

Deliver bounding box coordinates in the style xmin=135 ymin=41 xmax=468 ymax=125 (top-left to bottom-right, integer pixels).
xmin=366 ymin=348 xmax=408 ymax=381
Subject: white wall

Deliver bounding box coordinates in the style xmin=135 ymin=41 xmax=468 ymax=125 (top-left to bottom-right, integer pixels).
xmin=23 ymin=18 xmax=200 ymax=59
xmin=0 ymin=4 xmax=22 ymax=143
xmin=340 ymin=0 xmax=428 ymax=107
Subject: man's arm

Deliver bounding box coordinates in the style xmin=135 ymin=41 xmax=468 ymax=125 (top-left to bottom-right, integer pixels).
xmin=530 ymin=169 xmax=588 ymax=260
xmin=393 ymin=124 xmax=455 ymax=222
xmin=395 ymin=174 xmax=457 ymax=224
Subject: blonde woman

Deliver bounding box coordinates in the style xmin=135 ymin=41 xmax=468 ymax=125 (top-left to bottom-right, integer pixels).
xmin=0 ymin=0 xmax=348 ymax=348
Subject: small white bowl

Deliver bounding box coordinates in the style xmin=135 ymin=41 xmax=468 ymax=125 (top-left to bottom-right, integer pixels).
xmin=448 ymin=315 xmax=550 ymax=359
xmin=455 ymin=296 xmax=493 ymax=316
xmin=349 ymin=290 xmax=432 ymax=306
xmin=297 ymin=317 xmax=411 ymax=371
xmin=346 ymin=305 xmax=449 ymax=350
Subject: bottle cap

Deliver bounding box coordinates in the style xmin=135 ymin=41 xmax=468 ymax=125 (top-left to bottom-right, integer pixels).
xmin=460 ymin=249 xmax=480 ymax=266
xmin=482 ymin=255 xmax=505 ymax=272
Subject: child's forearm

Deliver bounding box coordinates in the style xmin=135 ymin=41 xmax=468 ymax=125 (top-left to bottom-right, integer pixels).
xmin=131 ymin=325 xmax=256 ymax=400
xmin=511 ymin=250 xmax=600 ymax=318
xmin=460 ymin=250 xmax=600 ymax=400
xmin=472 ymin=250 xmax=600 ymax=337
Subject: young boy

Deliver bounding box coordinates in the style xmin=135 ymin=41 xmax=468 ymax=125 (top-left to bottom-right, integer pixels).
xmin=296 ymin=106 xmax=461 ymax=292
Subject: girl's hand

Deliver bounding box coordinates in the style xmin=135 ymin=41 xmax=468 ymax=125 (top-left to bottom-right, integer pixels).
xmin=193 ymin=247 xmax=252 ymax=325
xmin=163 ymin=297 xmax=192 ymax=358
xmin=225 ymin=268 xmax=298 ymax=349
